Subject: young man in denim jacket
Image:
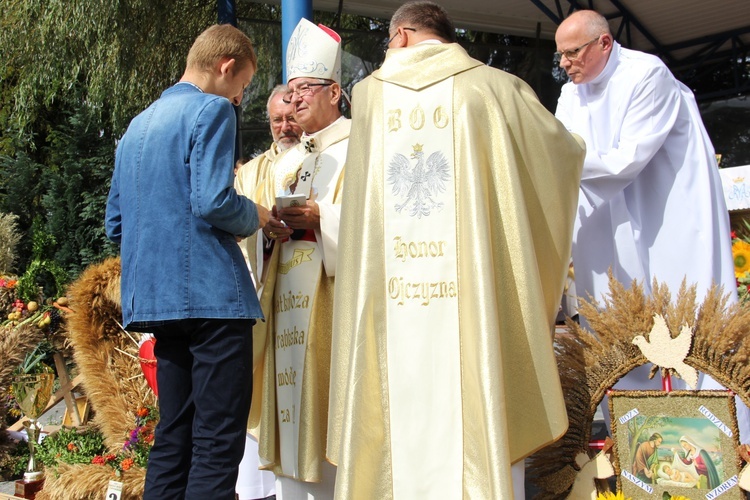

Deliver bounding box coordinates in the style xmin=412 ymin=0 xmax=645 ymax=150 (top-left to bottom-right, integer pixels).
xmin=105 ymin=24 xmax=270 ymax=499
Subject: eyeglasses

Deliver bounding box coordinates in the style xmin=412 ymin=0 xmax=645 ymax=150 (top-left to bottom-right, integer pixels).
xmin=384 ymin=27 xmax=417 ymax=53
xmin=282 ymin=83 xmax=333 ymax=104
xmin=554 ymin=36 xmax=600 ymax=62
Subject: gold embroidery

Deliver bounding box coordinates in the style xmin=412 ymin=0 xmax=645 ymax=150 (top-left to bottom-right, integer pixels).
xmin=409 ymin=104 xmax=425 ymax=130
xmin=387 ymin=276 xmax=458 ymax=306
xmin=388 ymin=109 xmax=402 ymax=132
xmin=393 ymin=236 xmax=447 ymax=262
xmin=434 ymin=106 xmax=449 ymax=128
xmin=278 ymin=248 xmax=315 ymax=275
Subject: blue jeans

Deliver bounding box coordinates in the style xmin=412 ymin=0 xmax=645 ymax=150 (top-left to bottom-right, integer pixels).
xmin=143 ymin=318 xmax=254 ymax=500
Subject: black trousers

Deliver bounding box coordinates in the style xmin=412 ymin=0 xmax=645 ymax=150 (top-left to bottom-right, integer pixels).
xmin=143 ymin=318 xmax=254 ymax=500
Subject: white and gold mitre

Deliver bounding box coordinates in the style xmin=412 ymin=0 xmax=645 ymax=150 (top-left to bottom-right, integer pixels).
xmin=286 ymin=18 xmax=342 ymax=84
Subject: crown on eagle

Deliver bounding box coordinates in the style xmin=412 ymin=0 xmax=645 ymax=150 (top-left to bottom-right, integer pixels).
xmin=412 ymin=143 xmax=424 ymax=153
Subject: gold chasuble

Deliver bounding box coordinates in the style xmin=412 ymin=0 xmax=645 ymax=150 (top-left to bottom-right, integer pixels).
xmin=235 ymin=142 xmax=282 ymax=200
xmin=248 ymin=118 xmax=350 ymax=483
xmin=328 ymin=43 xmax=585 ymax=499
xmin=235 ymin=142 xmax=284 ymax=287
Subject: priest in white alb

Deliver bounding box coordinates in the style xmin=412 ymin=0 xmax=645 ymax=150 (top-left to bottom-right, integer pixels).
xmin=554 ymin=10 xmax=749 ymax=440
xmin=327 ymin=2 xmax=586 ymax=498
xmin=554 ymin=10 xmax=735 ymax=308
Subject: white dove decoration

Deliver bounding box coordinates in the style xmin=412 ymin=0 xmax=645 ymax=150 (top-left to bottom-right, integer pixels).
xmin=632 ymin=314 xmax=698 ymax=389
xmin=738 ymin=445 xmax=750 ymax=492
xmin=566 ymin=451 xmax=615 ymax=500
xmin=740 ymin=464 xmax=750 ymax=491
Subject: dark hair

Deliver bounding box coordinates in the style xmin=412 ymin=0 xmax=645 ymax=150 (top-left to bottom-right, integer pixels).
xmin=390 ymin=1 xmax=456 ymax=43
xmin=649 ymin=433 xmax=663 ymax=442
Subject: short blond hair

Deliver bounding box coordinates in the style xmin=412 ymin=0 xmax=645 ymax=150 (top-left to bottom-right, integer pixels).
xmin=186 ymin=24 xmax=257 ymax=74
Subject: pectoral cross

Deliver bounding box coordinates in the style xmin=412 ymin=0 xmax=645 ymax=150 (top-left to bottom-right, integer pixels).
xmin=304 ymin=138 xmax=316 ymax=153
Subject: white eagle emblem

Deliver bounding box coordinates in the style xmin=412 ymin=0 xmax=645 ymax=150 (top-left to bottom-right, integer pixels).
xmin=387 ymin=143 xmax=451 ymax=218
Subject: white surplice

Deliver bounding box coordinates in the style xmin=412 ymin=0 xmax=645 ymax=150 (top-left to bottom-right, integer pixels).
xmin=556 ymin=41 xmax=735 ymax=305
xmin=556 ymin=41 xmax=750 ymax=441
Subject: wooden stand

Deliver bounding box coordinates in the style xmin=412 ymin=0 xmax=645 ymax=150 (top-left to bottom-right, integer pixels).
xmin=9 ymin=353 xmax=85 ymax=432
xmin=52 ymin=352 xmax=81 ymax=426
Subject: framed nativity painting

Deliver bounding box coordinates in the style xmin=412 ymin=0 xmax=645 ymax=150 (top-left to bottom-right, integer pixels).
xmin=609 ymin=390 xmax=742 ymax=499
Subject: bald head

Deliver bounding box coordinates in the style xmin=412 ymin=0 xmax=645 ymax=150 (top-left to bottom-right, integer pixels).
xmin=555 ymin=10 xmax=613 ymax=84
xmin=559 ymin=10 xmax=611 ymax=39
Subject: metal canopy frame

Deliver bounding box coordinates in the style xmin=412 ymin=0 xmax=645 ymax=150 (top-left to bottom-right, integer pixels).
xmin=526 ymin=0 xmax=750 ymax=101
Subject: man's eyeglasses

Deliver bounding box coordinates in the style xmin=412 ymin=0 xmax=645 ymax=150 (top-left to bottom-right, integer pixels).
xmin=384 ymin=27 xmax=417 ymax=53
xmin=282 ymin=83 xmax=333 ymax=104
xmin=554 ymin=36 xmax=600 ymax=62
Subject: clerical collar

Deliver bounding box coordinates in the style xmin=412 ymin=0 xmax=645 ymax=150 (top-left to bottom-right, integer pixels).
xmin=177 ymin=81 xmax=204 ymax=93
xmin=587 ymin=41 xmax=620 ymax=89
xmin=415 ymin=39 xmax=443 ymax=46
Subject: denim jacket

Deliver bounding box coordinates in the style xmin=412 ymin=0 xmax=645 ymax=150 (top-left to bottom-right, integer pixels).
xmin=105 ymin=83 xmax=263 ymax=329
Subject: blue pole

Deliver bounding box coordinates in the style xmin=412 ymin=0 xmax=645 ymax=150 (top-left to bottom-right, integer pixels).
xmin=217 ymin=0 xmax=237 ymax=26
xmin=217 ymin=0 xmax=242 ymax=160
xmin=281 ymin=0 xmax=313 ymax=82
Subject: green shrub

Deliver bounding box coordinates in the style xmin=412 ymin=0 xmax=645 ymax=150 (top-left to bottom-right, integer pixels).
xmin=35 ymin=427 xmax=107 ymax=469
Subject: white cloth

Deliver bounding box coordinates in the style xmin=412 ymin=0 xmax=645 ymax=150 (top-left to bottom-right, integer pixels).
xmin=556 ymin=41 xmax=735 ymax=305
xmin=236 ymin=434 xmax=276 ymax=500
xmin=276 ymin=461 xmax=337 ymax=500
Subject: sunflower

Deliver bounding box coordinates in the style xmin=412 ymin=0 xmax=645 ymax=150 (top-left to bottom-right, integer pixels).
xmin=596 ymin=492 xmax=630 ymax=500
xmin=732 ymin=239 xmax=750 ymax=277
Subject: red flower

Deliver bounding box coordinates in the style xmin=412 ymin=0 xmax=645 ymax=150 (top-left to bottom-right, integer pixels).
xmin=67 ymin=442 xmax=76 ymax=452
xmin=92 ymin=455 xmax=105 ymax=465
xmin=137 ymin=407 xmax=149 ymax=418
xmin=144 ymin=433 xmax=154 ymax=443
xmin=105 ymin=454 xmax=117 ymax=463
xmin=121 ymin=458 xmax=135 ymax=471
xmin=732 ymin=230 xmax=738 ymax=239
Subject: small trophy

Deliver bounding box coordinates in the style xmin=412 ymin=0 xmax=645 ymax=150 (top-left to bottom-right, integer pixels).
xmin=12 ymin=369 xmax=55 ymax=499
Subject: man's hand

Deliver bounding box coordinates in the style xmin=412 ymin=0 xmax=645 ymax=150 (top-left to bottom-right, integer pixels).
xmin=279 ymin=200 xmax=320 ymax=230
xmin=263 ymin=207 xmax=294 ymax=240
xmin=256 ymin=203 xmax=271 ymax=228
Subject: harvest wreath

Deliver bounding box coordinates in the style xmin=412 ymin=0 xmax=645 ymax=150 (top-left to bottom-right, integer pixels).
xmin=528 ymin=275 xmax=750 ymax=499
